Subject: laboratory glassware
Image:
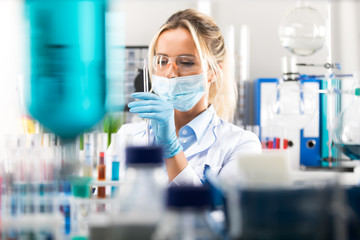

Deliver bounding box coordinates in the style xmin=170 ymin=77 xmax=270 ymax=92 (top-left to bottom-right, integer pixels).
xmin=69 ymin=176 xmax=92 ymax=240
xmin=25 ymin=0 xmax=107 ymax=139
xmin=152 ymin=186 xmax=220 ymax=240
xmin=279 ymin=1 xmax=326 ymax=56
xmin=112 ymin=146 xmax=165 ymax=240
xmin=333 ymin=80 xmax=360 ymax=160
xmin=95 ymin=133 xmax=107 ymax=200
xmin=110 ymin=133 xmax=120 ymax=196
xmin=143 ymin=59 xmax=151 ymax=146
xmin=97 ymin=152 xmax=106 ymax=199
xmin=267 ymin=78 xmax=316 ymax=129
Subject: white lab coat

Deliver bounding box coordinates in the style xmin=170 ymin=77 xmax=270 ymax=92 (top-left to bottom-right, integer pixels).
xmin=107 ymin=106 xmax=262 ymax=186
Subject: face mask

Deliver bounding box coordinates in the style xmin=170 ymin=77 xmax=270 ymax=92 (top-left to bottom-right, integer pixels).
xmin=152 ymin=73 xmax=205 ymax=112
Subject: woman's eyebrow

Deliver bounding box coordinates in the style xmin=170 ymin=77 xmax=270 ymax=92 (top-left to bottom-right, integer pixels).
xmin=155 ymin=53 xmax=168 ymax=56
xmin=178 ymin=54 xmax=196 ymax=57
xmin=155 ymin=53 xmax=196 ymax=58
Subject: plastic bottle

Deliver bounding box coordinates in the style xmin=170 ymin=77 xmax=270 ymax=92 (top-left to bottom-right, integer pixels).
xmin=25 ymin=0 xmax=107 ymax=139
xmin=111 ymin=146 xmax=165 ymax=240
xmin=152 ymin=186 xmax=220 ymax=240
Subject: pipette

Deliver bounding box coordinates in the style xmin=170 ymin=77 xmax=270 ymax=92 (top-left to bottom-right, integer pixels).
xmin=143 ymin=59 xmax=150 ymax=146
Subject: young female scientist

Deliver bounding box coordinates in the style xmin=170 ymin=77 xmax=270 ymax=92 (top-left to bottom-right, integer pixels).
xmin=118 ymin=8 xmax=261 ymax=186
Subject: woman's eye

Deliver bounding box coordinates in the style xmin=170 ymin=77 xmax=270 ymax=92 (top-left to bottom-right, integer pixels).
xmin=179 ymin=61 xmax=195 ymax=67
xmin=159 ymin=60 xmax=168 ymax=66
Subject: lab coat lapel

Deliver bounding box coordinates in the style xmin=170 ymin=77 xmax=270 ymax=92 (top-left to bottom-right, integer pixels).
xmin=184 ymin=115 xmax=221 ymax=159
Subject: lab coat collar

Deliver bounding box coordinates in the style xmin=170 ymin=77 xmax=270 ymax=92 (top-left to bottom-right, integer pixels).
xmin=186 ymin=105 xmax=216 ymax=143
xmin=184 ymin=106 xmax=222 ymax=159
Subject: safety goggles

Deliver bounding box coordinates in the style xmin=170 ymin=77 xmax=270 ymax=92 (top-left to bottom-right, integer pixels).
xmin=153 ymin=55 xmax=202 ymax=75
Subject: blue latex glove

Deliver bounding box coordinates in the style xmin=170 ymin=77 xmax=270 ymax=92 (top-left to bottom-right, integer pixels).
xmin=128 ymin=92 xmax=183 ymax=158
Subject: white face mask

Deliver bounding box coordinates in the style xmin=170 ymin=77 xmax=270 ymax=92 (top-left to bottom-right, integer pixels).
xmin=152 ymin=73 xmax=205 ymax=112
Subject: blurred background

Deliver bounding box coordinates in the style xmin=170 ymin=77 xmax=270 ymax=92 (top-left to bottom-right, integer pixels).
xmin=1 ymin=0 xmax=360 ymax=239
xmin=1 ymin=0 xmax=359 ymax=134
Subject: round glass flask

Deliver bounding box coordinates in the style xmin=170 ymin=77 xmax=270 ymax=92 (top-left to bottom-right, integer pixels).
xmin=279 ymin=1 xmax=326 ymax=56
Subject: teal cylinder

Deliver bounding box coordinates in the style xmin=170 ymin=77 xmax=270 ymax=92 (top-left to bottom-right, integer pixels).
xmin=26 ymin=0 xmax=107 ymax=139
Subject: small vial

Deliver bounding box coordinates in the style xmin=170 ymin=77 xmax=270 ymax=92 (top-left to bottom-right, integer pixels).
xmin=111 ymin=155 xmax=120 ymax=196
xmin=83 ymin=142 xmax=93 ymax=177
xmin=97 ymin=152 xmax=106 ymax=199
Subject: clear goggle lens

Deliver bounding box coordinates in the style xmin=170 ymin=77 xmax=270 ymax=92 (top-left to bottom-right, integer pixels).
xmin=153 ymin=55 xmax=201 ymax=74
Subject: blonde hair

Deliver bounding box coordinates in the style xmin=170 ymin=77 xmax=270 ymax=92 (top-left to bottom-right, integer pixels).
xmin=148 ymin=8 xmax=237 ymax=122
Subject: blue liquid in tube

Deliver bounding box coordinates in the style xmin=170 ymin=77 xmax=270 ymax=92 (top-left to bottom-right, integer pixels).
xmin=111 ymin=156 xmax=120 ymax=195
xmin=26 ymin=0 xmax=107 ymax=139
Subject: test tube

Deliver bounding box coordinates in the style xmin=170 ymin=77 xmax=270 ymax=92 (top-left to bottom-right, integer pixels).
xmin=260 ymin=127 xmax=267 ymax=149
xmin=111 ymin=133 xmax=120 ymax=196
xmin=143 ymin=59 xmax=150 ymax=146
xmin=96 ymin=133 xmax=107 ymax=204
xmin=97 ymin=152 xmax=106 ymax=197
xmin=83 ymin=133 xmax=94 ymax=178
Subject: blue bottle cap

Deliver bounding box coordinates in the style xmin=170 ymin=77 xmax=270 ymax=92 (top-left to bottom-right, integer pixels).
xmin=166 ymin=186 xmax=212 ymax=209
xmin=126 ymin=146 xmax=163 ymax=166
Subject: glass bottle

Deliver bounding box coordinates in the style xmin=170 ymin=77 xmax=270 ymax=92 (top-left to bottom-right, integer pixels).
xmin=111 ymin=146 xmax=165 ymax=240
xmin=152 ymin=186 xmax=221 ymax=240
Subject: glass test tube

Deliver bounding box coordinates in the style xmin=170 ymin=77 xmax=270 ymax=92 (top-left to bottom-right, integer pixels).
xmin=111 ymin=133 xmax=120 ymax=196
xmin=97 ymin=152 xmax=106 ymax=198
xmin=83 ymin=133 xmax=94 ymax=178
xmin=143 ymin=58 xmax=150 ymax=146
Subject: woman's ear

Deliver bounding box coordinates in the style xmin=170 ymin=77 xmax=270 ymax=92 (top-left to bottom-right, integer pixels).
xmin=208 ymin=64 xmax=223 ymax=83
xmin=207 ymin=69 xmax=215 ymax=83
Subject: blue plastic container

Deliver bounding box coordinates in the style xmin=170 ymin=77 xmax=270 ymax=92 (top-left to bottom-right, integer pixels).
xmin=25 ymin=0 xmax=107 ymax=139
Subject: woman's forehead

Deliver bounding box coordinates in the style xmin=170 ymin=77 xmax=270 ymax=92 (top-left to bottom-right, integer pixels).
xmin=155 ymin=28 xmax=199 ymax=57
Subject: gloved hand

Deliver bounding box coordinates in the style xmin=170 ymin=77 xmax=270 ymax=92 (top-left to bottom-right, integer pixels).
xmin=128 ymin=92 xmax=183 ymax=158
